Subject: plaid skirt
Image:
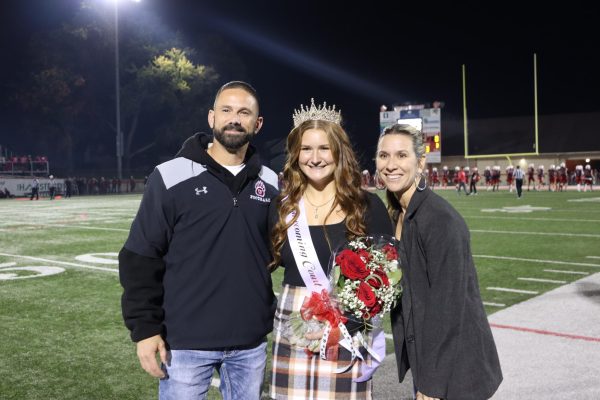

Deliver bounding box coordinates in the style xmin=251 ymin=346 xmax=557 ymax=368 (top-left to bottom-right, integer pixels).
xmin=270 ymin=285 xmax=373 ymax=400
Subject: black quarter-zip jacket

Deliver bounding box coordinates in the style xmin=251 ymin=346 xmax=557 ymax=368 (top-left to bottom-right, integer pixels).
xmin=119 ymin=133 xmax=279 ymax=349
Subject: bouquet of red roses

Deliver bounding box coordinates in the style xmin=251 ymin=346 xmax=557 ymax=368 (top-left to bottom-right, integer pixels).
xmin=279 ymin=235 xmax=401 ymax=365
xmin=330 ymin=235 xmax=402 ymax=324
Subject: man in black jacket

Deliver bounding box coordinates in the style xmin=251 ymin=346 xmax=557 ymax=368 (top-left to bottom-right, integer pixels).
xmin=119 ymin=81 xmax=278 ymax=400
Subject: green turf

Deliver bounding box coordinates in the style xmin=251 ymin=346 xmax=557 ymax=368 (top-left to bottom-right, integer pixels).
xmin=1 ymin=189 xmax=598 ymax=398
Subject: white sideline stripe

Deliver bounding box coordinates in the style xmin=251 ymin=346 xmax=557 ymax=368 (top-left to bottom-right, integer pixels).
xmin=487 ymin=287 xmax=539 ymax=295
xmin=0 ymin=262 xmax=17 ymax=268
xmin=34 ymin=223 xmax=129 ymax=232
xmin=586 ymin=256 xmax=600 ymax=259
xmin=474 ymin=255 xmax=600 ymax=268
xmin=544 ymin=269 xmax=589 ymax=275
xmin=483 ymin=302 xmax=506 ymax=307
xmin=0 ymin=253 xmax=118 ymax=273
xmin=0 ymin=223 xmax=129 ymax=233
xmin=463 ymin=215 xmax=600 ymax=223
xmin=470 ymin=229 xmax=600 ymax=238
xmin=517 ymin=277 xmax=566 ymax=284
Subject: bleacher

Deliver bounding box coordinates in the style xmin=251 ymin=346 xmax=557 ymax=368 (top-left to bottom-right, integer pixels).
xmin=0 ymin=155 xmax=49 ymax=176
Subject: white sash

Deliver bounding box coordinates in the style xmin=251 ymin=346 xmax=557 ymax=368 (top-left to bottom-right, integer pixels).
xmin=285 ymin=197 xmax=383 ymax=379
xmin=285 ymin=198 xmax=330 ymax=292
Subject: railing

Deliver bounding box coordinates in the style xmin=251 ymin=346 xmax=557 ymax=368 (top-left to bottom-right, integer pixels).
xmin=0 ymin=160 xmax=50 ymax=176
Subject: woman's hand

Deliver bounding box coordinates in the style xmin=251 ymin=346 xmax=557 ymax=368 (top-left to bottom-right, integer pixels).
xmin=416 ymin=391 xmax=440 ymax=400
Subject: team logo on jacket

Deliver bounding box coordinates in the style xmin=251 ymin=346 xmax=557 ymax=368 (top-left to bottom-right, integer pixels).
xmin=250 ymin=180 xmax=270 ymax=203
xmin=195 ymin=186 xmax=208 ymax=195
xmin=254 ymin=180 xmax=266 ymax=198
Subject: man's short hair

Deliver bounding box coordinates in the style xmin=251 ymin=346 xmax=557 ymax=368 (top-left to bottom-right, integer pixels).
xmin=213 ymin=81 xmax=260 ymax=111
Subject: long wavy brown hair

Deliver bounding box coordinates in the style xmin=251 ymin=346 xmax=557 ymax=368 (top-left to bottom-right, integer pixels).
xmin=270 ymin=119 xmax=367 ymax=270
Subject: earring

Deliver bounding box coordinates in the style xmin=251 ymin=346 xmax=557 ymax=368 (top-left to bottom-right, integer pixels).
xmin=415 ymin=174 xmax=427 ymax=192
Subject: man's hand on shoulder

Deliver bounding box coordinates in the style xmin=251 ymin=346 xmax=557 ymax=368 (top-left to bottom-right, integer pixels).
xmin=136 ymin=334 xmax=167 ymax=378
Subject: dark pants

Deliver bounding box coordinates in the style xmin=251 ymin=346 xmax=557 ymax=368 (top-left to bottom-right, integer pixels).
xmin=516 ymin=178 xmax=523 ymax=197
xmin=470 ymin=181 xmax=477 ymax=194
xmin=49 ymin=187 xmax=55 ymax=200
xmin=30 ymin=188 xmax=39 ymax=200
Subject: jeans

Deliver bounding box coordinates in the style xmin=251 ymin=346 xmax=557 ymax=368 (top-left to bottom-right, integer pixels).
xmin=159 ymin=341 xmax=267 ymax=400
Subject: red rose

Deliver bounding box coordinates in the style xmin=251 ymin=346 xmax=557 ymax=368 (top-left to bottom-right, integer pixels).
xmin=336 ymin=249 xmax=369 ymax=280
xmin=369 ymin=302 xmax=382 ymax=317
xmin=357 ymin=281 xmax=377 ymax=307
xmin=367 ymin=269 xmax=390 ymax=289
xmin=357 ymin=249 xmax=371 ymax=263
xmin=382 ymin=244 xmax=398 ymax=261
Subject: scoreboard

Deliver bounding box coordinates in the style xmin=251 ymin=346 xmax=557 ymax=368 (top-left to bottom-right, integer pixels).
xmin=379 ymin=105 xmax=441 ymax=163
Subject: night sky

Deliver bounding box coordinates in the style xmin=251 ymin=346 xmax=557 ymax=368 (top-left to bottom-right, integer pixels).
xmin=1 ymin=0 xmax=598 ymax=168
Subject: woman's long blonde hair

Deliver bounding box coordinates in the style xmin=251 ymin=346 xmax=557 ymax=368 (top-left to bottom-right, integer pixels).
xmin=270 ymin=119 xmax=367 ymax=270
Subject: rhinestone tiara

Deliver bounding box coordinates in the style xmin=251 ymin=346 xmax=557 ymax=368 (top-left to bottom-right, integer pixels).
xmin=292 ymin=98 xmax=341 ymax=128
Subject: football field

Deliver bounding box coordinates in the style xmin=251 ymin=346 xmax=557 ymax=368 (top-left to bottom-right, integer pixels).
xmin=1 ymin=189 xmax=599 ymax=399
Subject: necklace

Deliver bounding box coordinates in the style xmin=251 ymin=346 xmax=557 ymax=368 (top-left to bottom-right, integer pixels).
xmin=304 ymin=192 xmax=335 ymax=219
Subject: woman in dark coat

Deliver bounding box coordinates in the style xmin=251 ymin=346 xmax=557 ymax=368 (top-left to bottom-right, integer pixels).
xmin=375 ymin=124 xmax=502 ymax=400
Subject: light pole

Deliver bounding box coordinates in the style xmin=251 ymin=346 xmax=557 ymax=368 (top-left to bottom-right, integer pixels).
xmin=113 ymin=0 xmax=140 ymax=181
xmin=114 ymin=0 xmax=123 ymax=180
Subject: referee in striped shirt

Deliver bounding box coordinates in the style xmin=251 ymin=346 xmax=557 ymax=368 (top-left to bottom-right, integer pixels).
xmin=514 ymin=165 xmax=525 ymax=198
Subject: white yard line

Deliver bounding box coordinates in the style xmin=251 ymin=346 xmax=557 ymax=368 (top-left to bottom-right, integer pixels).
xmin=51 ymin=224 xmax=129 ymax=232
xmin=0 ymin=262 xmax=17 ymax=268
xmin=470 ymin=229 xmax=600 ymax=238
xmin=487 ymin=287 xmax=539 ymax=295
xmin=463 ymin=215 xmax=600 ymax=223
xmin=586 ymin=256 xmax=600 ymax=259
xmin=0 ymin=253 xmax=118 ymax=273
xmin=0 ymin=223 xmax=129 ymax=232
xmin=483 ymin=301 xmax=506 ymax=307
xmin=517 ymin=277 xmax=566 ymax=284
xmin=474 ymin=255 xmax=600 ymax=268
xmin=543 ymin=269 xmax=589 ymax=275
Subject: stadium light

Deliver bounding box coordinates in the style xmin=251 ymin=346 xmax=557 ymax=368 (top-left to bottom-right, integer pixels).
xmin=586 ymin=158 xmax=591 ymax=163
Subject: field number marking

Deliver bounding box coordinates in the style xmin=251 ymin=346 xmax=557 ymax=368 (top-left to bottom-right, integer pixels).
xmin=75 ymin=253 xmax=118 ymax=265
xmin=0 ymin=266 xmax=65 ymax=280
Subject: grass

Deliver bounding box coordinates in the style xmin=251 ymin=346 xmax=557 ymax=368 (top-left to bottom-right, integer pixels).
xmin=1 ymin=188 xmax=599 ymax=399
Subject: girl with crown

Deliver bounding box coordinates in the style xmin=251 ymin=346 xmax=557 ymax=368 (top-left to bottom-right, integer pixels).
xmin=269 ymin=99 xmax=392 ymax=399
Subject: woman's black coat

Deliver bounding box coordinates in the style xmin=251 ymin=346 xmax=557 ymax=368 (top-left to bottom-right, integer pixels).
xmin=391 ymin=187 xmax=502 ymax=400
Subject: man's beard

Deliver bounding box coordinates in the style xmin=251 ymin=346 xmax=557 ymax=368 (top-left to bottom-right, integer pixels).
xmin=213 ymin=123 xmax=255 ymax=153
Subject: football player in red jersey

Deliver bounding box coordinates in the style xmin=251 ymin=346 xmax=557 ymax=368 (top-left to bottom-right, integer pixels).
xmin=527 ymin=163 xmax=536 ymax=191
xmin=484 ymin=166 xmax=492 ymax=191
xmin=506 ymin=165 xmax=514 ymax=193
xmin=536 ymin=165 xmax=545 ymax=191
xmin=442 ymin=165 xmax=449 ymax=188
xmin=583 ymin=164 xmax=594 ymax=192
xmin=361 ymin=169 xmax=371 ymax=189
xmin=491 ymin=166 xmax=501 ymax=192
xmin=575 ymin=165 xmax=584 ymax=191
xmin=548 ymin=165 xmax=556 ymax=192
xmin=431 ymin=167 xmax=440 ymax=189
xmin=558 ymin=162 xmax=568 ymax=191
